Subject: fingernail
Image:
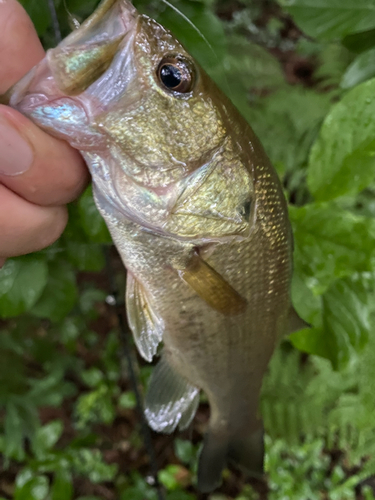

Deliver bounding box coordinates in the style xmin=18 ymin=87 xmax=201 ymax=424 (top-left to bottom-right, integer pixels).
xmin=0 ymin=118 xmax=34 ymax=175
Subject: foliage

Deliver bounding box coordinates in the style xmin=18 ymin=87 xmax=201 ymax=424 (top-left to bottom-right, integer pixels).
xmin=2 ymin=0 xmax=375 ymax=498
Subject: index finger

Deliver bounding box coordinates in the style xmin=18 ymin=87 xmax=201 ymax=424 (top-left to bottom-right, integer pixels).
xmin=0 ymin=0 xmax=89 ymax=206
xmin=0 ymin=0 xmax=45 ymax=92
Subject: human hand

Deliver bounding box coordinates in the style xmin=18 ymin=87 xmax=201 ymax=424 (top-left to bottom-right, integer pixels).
xmin=0 ymin=0 xmax=89 ymax=268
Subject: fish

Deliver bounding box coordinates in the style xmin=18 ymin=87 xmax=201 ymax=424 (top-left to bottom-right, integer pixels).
xmin=3 ymin=0 xmax=304 ymax=491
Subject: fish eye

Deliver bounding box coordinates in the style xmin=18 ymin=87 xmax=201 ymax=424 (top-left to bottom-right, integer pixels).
xmin=157 ymin=56 xmax=195 ymax=94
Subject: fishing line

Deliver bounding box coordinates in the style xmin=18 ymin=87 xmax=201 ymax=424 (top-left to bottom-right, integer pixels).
xmin=62 ymin=0 xmax=81 ymax=30
xmin=45 ymin=3 xmax=164 ymax=497
xmin=104 ymin=248 xmax=166 ymax=500
xmin=47 ymin=0 xmax=62 ymax=43
xmin=160 ymin=0 xmax=215 ymax=59
xmin=159 ymin=0 xmax=233 ymax=99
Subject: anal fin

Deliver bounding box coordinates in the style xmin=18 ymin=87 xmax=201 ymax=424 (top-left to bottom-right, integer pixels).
xmin=145 ymin=356 xmax=200 ymax=433
xmin=126 ymin=273 xmax=163 ymax=362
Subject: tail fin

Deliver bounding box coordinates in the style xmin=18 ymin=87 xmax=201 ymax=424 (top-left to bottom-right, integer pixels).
xmin=197 ymin=426 xmax=264 ymax=493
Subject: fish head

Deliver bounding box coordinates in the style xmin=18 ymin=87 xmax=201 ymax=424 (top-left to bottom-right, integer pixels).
xmin=8 ymin=0 xmax=255 ymax=240
xmin=94 ymin=13 xmax=228 ymax=187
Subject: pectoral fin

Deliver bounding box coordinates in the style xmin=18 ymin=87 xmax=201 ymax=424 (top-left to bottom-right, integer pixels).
xmin=288 ymin=306 xmax=311 ymax=334
xmin=178 ymin=253 xmax=247 ymax=316
xmin=145 ymin=355 xmax=200 ymax=433
xmin=126 ymin=273 xmax=163 ymax=362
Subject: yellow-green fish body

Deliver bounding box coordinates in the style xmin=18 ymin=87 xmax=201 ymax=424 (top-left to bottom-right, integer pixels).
xmin=6 ymin=0 xmax=294 ymax=491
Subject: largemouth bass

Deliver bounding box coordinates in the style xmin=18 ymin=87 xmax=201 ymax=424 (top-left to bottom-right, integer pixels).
xmin=4 ymin=0 xmax=302 ymax=491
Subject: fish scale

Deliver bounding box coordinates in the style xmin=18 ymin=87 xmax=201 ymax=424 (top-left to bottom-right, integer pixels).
xmin=3 ymin=0 xmax=299 ymax=492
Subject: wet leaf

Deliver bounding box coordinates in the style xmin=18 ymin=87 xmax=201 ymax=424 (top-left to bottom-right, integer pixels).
xmin=291 ymin=274 xmax=373 ymax=369
xmin=51 ymin=470 xmax=73 ymax=500
xmin=155 ymin=0 xmax=226 ymax=73
xmin=119 ymin=391 xmax=136 ymax=409
xmin=341 ymin=47 xmax=375 ymax=88
xmin=32 ymin=261 xmax=78 ymax=322
xmin=174 ymin=439 xmax=195 ymax=465
xmin=279 ymin=0 xmax=375 ymax=41
xmin=308 ymin=79 xmax=375 ymax=201
xmin=158 ymin=464 xmax=190 ymax=491
xmin=14 ymin=475 xmax=49 ymax=500
xmin=290 ymin=203 xmax=375 ymax=294
xmin=32 ymin=421 xmax=64 ymax=457
xmin=342 ymin=28 xmax=375 ymax=53
xmin=66 ymin=241 xmax=105 ymax=272
xmin=0 ymin=257 xmax=48 ymax=318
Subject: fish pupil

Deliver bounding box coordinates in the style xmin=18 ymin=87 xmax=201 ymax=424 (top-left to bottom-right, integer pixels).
xmin=160 ymin=65 xmax=182 ymax=89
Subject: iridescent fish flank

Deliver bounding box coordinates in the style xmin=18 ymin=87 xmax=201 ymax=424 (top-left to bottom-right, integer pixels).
xmin=4 ymin=0 xmax=301 ymax=491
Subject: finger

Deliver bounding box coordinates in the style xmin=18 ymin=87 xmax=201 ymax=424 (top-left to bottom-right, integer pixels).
xmin=0 ymin=185 xmax=68 ymax=257
xmin=0 ymin=106 xmax=89 ymax=206
xmin=0 ymin=0 xmax=45 ymax=92
xmin=0 ymin=2 xmax=90 ymax=205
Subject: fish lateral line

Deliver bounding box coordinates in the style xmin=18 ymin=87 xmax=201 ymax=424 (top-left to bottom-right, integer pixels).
xmin=177 ymin=252 xmax=247 ymax=316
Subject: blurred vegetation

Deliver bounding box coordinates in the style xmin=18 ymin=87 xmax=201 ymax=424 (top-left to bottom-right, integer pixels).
xmin=2 ymin=0 xmax=375 ymax=498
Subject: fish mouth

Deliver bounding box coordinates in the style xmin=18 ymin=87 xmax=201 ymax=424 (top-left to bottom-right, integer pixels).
xmin=46 ymin=0 xmax=139 ymax=97
xmin=3 ymin=0 xmax=139 ymax=107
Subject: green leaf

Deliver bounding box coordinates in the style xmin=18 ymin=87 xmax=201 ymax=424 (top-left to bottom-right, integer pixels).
xmin=212 ymin=35 xmax=283 ymax=110
xmin=32 ymin=261 xmax=78 ymax=322
xmin=158 ymin=465 xmax=188 ymax=491
xmin=250 ymin=87 xmax=331 ymax=186
xmin=81 ymin=368 xmax=104 ymax=388
xmin=291 ymin=273 xmax=322 ymax=326
xmin=155 ymin=0 xmax=226 ymax=73
xmin=66 ymin=241 xmax=105 ymax=272
xmin=290 ymin=327 xmax=333 ymax=361
xmin=279 ymin=0 xmax=375 ymax=41
xmin=291 ymin=275 xmax=373 ymax=369
xmin=79 ymin=288 xmax=106 ymax=317
xmin=14 ymin=475 xmax=49 ymax=500
xmin=76 ymin=498 xmax=102 ymax=500
xmin=32 ymin=421 xmax=64 ymax=457
xmin=0 ymin=257 xmax=48 ymax=318
xmin=71 ymin=449 xmax=118 ymax=482
xmin=51 ymin=470 xmax=73 ymax=500
xmin=118 ymin=391 xmax=136 ymax=409
xmin=78 ymin=186 xmax=112 ymax=243
xmin=174 ymin=439 xmax=195 ymax=465
xmin=4 ymin=402 xmax=26 ymax=461
xmin=308 ymin=79 xmax=375 ymax=201
xmin=75 ymin=384 xmax=116 ymax=428
xmin=341 ymin=47 xmax=375 ymax=88
xmin=342 ymin=28 xmax=375 ymax=53
xmin=290 ymin=204 xmax=375 ymax=294
xmin=166 ymin=492 xmax=196 ymax=500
